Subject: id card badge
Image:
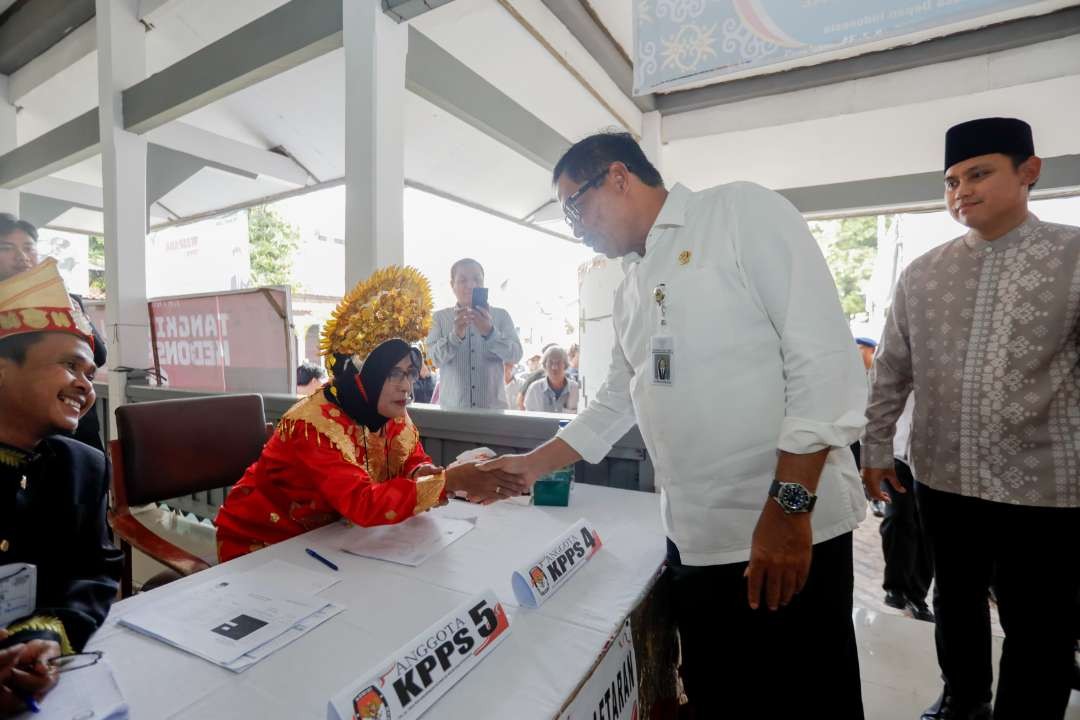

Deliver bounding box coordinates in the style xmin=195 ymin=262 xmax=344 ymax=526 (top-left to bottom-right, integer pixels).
xmin=0 ymin=563 xmax=36 ymax=626
xmin=651 ymin=335 xmax=674 ymax=386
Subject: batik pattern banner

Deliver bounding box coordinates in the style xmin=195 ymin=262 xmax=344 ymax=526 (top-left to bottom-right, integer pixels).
xmin=634 ymin=0 xmax=1046 ymax=94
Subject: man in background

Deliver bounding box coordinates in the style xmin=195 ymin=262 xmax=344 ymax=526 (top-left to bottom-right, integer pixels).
xmin=426 ymin=258 xmax=522 ymax=409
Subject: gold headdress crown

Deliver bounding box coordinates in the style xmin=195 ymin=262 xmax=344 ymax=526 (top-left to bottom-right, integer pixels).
xmin=320 ymin=266 xmax=433 ymax=370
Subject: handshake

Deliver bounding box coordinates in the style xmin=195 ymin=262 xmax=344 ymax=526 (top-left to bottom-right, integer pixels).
xmin=412 ymin=447 xmax=545 ymax=506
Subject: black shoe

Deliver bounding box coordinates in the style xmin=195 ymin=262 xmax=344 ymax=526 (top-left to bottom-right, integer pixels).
xmin=871 ymin=500 xmax=886 ymax=517
xmin=906 ymin=598 xmax=935 ymax=623
xmin=884 ymin=589 xmax=907 ymax=610
xmin=920 ymin=691 xmax=992 ymax=720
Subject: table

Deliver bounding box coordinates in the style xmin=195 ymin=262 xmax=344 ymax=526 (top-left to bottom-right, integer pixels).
xmin=87 ymin=484 xmax=671 ymax=719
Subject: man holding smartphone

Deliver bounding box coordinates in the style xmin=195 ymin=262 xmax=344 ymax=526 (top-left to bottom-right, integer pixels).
xmin=426 ymin=258 xmax=523 ymax=409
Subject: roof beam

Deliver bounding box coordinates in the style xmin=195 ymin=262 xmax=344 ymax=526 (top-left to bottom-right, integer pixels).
xmin=0 ymin=0 xmax=95 ymax=76
xmin=8 ymin=16 xmax=97 ymax=103
xmin=406 ymin=26 xmax=571 ymax=170
xmin=0 ymin=0 xmax=573 ymax=185
xmin=382 ymin=0 xmax=456 ymax=22
xmin=0 ymin=109 xmax=99 ymax=188
xmin=658 ymin=5 xmax=1080 ymax=116
xmin=779 ymin=153 xmax=1080 ymax=218
xmin=122 ymin=0 xmax=344 ymax=134
xmin=20 ymin=176 xmax=103 ymax=208
xmin=539 ymin=0 xmax=654 ymax=113
xmin=143 ymin=122 xmax=307 ymax=186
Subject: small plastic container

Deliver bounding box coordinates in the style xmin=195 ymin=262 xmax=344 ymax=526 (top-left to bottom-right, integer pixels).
xmin=533 ymin=419 xmax=574 ymax=506
xmin=533 ymin=467 xmax=573 ymax=506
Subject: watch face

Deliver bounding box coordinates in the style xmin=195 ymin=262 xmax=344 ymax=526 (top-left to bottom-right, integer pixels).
xmin=778 ymin=483 xmax=810 ymax=511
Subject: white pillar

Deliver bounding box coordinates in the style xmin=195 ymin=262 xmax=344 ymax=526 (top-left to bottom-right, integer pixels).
xmin=641 ymin=110 xmax=664 ymax=180
xmin=96 ymin=0 xmax=149 ymax=433
xmin=0 ymin=76 xmax=19 ymax=216
xmin=343 ymin=0 xmax=407 ymax=287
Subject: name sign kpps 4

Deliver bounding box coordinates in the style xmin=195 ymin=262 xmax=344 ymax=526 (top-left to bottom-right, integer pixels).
xmin=328 ymin=590 xmax=510 ymax=720
xmin=512 ymin=518 xmax=602 ymax=608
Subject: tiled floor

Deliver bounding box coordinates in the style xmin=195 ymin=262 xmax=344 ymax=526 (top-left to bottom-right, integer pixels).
xmin=853 ymin=513 xmax=1079 ymax=718
xmin=856 ymin=609 xmax=1080 ymax=719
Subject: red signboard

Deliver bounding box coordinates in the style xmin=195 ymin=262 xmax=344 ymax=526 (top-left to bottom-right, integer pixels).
xmin=149 ymin=287 xmax=294 ymax=394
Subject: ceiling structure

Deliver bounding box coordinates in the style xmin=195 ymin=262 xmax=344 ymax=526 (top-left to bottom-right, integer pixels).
xmin=0 ymin=0 xmax=1077 ymax=236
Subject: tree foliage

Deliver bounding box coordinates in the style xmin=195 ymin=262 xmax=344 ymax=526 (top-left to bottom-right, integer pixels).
xmin=87 ymin=235 xmax=106 ymax=297
xmin=810 ymin=216 xmax=883 ymax=319
xmin=248 ymin=204 xmax=300 ymax=289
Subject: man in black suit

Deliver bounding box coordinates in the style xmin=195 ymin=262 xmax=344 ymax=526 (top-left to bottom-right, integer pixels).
xmin=0 ymin=260 xmax=122 ymax=714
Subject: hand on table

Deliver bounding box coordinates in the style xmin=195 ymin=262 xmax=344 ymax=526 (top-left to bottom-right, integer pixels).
xmin=862 ymin=466 xmax=904 ymax=503
xmin=744 ymin=501 xmax=813 ymax=611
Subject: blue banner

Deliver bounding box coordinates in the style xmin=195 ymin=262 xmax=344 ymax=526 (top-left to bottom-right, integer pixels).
xmin=634 ymin=0 xmax=1044 ymax=94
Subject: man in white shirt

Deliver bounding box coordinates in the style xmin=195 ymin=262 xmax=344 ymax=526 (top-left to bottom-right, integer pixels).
xmin=426 ymin=258 xmax=523 ymax=409
xmin=482 ymin=132 xmax=867 ymax=717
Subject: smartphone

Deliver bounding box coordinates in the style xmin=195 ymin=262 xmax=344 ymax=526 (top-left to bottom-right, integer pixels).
xmin=471 ymin=287 xmax=489 ymax=309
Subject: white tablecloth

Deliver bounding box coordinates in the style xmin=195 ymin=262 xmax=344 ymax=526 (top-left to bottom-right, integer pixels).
xmin=87 ymin=483 xmax=665 ymax=719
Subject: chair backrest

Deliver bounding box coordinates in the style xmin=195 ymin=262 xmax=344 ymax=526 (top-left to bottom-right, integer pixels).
xmin=114 ymin=394 xmax=269 ymax=507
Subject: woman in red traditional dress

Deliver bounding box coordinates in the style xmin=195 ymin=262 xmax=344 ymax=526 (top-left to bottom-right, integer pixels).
xmin=215 ymin=267 xmax=524 ymax=562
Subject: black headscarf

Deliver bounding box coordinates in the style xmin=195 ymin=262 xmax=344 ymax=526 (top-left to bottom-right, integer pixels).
xmin=324 ymin=339 xmax=420 ymax=432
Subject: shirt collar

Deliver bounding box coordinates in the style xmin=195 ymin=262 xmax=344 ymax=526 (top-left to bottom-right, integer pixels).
xmin=622 ymin=183 xmax=692 ymax=271
xmin=962 ymin=213 xmax=1039 ymax=251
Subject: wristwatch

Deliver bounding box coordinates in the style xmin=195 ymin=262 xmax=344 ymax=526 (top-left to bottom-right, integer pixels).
xmin=768 ymin=479 xmax=817 ymax=514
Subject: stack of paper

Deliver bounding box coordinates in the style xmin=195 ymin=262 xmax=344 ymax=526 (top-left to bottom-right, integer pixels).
xmin=119 ymin=561 xmax=344 ymax=672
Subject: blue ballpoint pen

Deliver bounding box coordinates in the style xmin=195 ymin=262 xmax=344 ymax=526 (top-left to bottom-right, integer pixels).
xmin=15 ymin=689 xmax=40 ymax=714
xmin=305 ymin=547 xmax=339 ymax=571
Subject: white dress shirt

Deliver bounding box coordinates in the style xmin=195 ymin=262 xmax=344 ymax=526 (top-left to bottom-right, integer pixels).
xmin=558 ymin=182 xmax=868 ymax=566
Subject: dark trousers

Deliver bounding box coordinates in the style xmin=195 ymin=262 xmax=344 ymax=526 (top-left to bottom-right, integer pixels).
xmin=668 ymin=532 xmax=864 ymax=718
xmin=916 ymin=482 xmax=1080 ymax=719
xmin=881 ymin=458 xmax=933 ymax=601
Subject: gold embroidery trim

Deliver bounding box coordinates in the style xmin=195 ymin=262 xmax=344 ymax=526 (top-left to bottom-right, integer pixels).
xmin=413 ymin=471 xmax=446 ymax=515
xmin=6 ymin=615 xmax=74 ymax=655
xmin=279 ymin=396 xmax=361 ymax=468
xmin=390 ymin=417 xmax=420 ymax=478
xmin=0 ymin=447 xmax=30 ymax=468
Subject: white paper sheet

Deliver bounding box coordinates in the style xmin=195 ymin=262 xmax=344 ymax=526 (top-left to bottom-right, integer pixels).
xmin=0 ymin=563 xmax=35 ymax=626
xmin=119 ymin=576 xmax=331 ymax=666
xmin=339 ymin=514 xmax=475 ymax=567
xmin=14 ymin=658 xmax=128 ymax=720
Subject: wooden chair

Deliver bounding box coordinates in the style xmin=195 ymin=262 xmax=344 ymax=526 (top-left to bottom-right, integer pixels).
xmin=109 ymin=394 xmax=271 ymax=596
